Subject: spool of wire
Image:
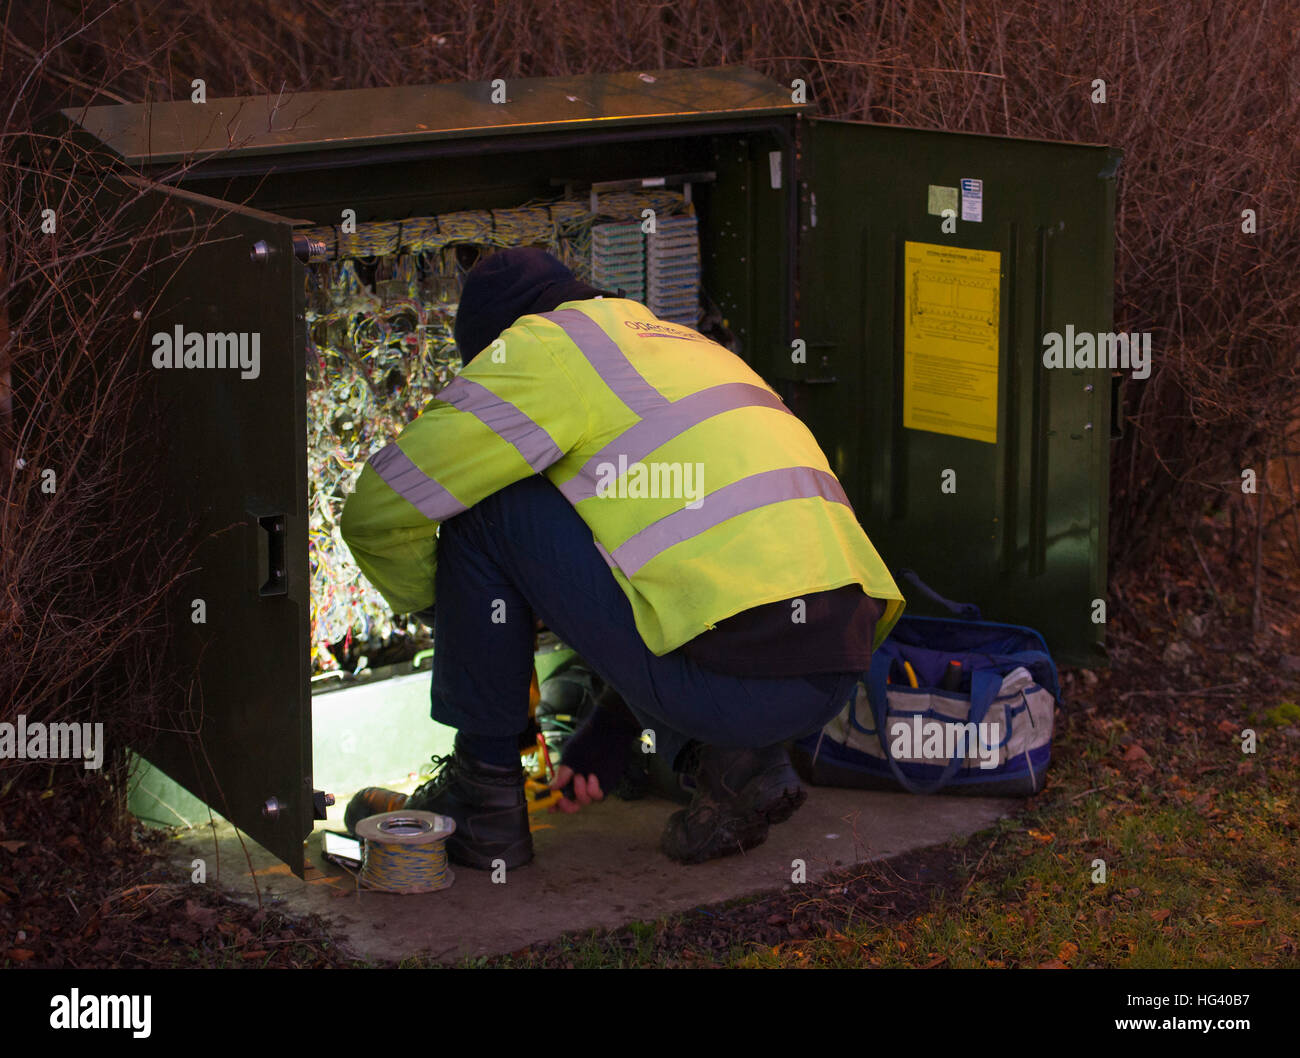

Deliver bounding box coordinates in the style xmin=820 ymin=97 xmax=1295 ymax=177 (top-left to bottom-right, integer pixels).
xmin=354 ymin=810 xmax=456 ymax=893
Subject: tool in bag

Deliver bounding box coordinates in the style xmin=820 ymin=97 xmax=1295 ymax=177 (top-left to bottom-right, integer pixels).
xmin=791 ymin=571 xmax=1062 ymax=796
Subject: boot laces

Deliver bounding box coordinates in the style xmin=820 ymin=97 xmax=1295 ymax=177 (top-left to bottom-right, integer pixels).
xmin=412 ymin=753 xmax=458 ymax=799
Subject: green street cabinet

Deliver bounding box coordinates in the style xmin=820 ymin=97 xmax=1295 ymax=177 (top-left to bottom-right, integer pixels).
xmin=59 ymin=65 xmax=1121 ymax=873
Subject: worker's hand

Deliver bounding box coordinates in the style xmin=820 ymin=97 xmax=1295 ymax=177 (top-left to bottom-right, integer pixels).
xmin=548 ymin=765 xmax=603 ymax=814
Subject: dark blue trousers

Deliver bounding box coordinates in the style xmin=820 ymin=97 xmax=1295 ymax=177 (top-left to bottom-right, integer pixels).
xmin=429 ymin=475 xmax=859 ymax=769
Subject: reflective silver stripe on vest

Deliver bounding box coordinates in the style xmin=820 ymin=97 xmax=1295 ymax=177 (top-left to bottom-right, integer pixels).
xmin=539 ymin=309 xmax=668 ymax=415
xmin=439 ymin=375 xmax=563 ymax=472
xmin=369 ymin=442 xmax=468 ymax=522
xmin=608 ymin=466 xmax=851 ymax=576
xmin=558 ymin=382 xmax=793 ymax=505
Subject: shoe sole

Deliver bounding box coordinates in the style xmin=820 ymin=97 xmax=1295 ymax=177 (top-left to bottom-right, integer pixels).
xmin=756 ymin=784 xmax=807 ymax=826
xmin=662 ymin=811 xmax=769 ymax=865
xmin=662 ymin=768 xmax=806 ymax=864
xmin=742 ymin=769 xmax=807 ymax=826
xmin=447 ymin=834 xmax=534 ymax=871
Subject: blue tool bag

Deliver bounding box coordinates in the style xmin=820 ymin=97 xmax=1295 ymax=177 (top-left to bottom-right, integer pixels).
xmin=792 ymin=572 xmax=1062 ymax=796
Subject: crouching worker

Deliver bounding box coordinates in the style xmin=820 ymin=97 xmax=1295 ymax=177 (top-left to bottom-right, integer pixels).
xmin=340 ymin=248 xmax=904 ymax=868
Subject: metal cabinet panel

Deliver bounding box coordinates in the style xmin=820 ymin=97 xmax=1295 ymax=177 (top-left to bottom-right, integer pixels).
xmin=796 ymin=118 xmax=1120 ymax=663
xmin=131 ymin=182 xmax=311 ymax=871
xmin=64 ymin=66 xmax=805 ymax=166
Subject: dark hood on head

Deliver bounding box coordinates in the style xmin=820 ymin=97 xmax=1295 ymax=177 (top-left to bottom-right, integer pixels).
xmin=453 ymin=247 xmax=616 ymax=365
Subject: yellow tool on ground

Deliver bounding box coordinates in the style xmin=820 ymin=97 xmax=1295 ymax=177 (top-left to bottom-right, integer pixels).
xmin=522 ymin=664 xmax=562 ymax=813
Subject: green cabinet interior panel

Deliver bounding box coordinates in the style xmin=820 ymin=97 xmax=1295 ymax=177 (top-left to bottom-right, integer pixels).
xmin=62 ymin=67 xmax=1118 ymax=874
xmin=130 ymin=646 xmax=572 ymax=830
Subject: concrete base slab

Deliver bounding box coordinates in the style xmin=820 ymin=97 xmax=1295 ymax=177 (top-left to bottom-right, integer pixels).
xmin=172 ymin=787 xmax=1018 ymax=964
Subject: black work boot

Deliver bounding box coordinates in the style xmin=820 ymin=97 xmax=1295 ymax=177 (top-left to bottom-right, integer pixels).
xmin=661 ymin=743 xmax=807 ymax=865
xmin=344 ymin=749 xmax=532 ymax=870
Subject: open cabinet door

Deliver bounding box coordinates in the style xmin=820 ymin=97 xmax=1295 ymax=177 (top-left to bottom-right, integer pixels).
xmin=128 ymin=180 xmax=311 ymax=873
xmin=795 ymin=117 xmax=1120 ymax=664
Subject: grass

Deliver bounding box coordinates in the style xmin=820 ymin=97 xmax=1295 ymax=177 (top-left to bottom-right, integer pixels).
xmin=457 ymin=669 xmax=1300 ymax=969
xmin=778 ymin=715 xmax=1295 ymax=969
xmin=737 ymin=783 xmax=1296 ymax=969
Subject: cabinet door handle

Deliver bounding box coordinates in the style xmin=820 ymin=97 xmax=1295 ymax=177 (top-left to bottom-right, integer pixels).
xmin=259 ymin=515 xmax=288 ymax=597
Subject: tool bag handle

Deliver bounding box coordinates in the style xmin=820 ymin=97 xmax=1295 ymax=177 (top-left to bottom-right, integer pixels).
xmin=898 ymin=568 xmax=982 ymax=620
xmin=865 ymin=663 xmax=1002 ymax=795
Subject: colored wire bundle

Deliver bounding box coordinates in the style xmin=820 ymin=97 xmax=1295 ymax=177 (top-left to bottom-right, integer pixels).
xmin=301 ymin=191 xmax=687 ymax=267
xmin=360 ymin=839 xmax=449 ymax=892
xmin=355 ymin=811 xmax=456 ymax=894
xmin=303 ymin=191 xmax=689 ymax=673
xmin=304 ymin=264 xmax=461 ymax=671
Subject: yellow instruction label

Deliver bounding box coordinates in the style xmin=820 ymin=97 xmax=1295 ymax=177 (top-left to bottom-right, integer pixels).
xmin=902 ymin=242 xmax=1002 ymax=444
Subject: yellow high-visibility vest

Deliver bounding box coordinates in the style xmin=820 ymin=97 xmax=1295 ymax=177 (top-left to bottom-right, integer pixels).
xmin=341 ymin=297 xmax=904 ymax=656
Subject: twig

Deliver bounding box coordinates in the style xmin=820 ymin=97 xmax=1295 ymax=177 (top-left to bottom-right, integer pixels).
xmin=1188 ymin=529 xmax=1229 ymax=618
xmin=1119 ymin=681 xmax=1249 ymax=701
xmin=1253 ymin=438 xmax=1269 ymax=638
xmin=960 ymin=837 xmax=998 ymax=903
xmin=756 ymin=54 xmax=1008 ymax=78
xmin=1284 ymin=458 xmax=1300 ymax=566
xmin=1067 ymin=782 xmax=1121 ymax=803
xmin=102 ymin=882 xmax=167 ymax=905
